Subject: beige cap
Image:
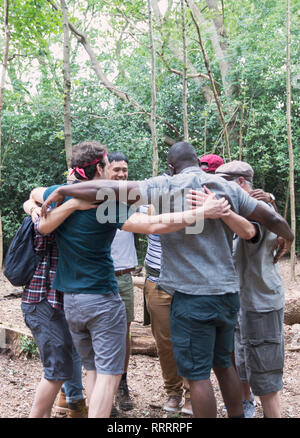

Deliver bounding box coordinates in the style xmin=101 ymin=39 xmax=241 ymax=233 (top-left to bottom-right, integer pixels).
xmin=215 ymin=160 xmax=254 ymax=183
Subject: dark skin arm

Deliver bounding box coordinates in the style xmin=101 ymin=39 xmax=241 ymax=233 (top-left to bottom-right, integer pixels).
xmin=41 ymin=179 xmax=294 ymax=264
xmin=247 ymin=201 xmax=294 ymax=263
xmin=41 ymin=180 xmax=141 ymax=217
xmin=250 ymin=188 xmax=278 ymax=211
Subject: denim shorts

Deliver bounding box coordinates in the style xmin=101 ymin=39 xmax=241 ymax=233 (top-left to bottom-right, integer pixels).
xmin=21 ymin=299 xmax=73 ymax=381
xmin=234 ymin=308 xmax=284 ymax=396
xmin=170 ymin=291 xmax=240 ymax=381
xmin=63 ymin=292 xmax=127 ymax=375
xmin=116 ymin=273 xmax=134 ymax=323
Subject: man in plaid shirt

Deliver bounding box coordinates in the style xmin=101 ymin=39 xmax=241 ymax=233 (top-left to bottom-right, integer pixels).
xmin=22 ymin=222 xmax=62 ymax=309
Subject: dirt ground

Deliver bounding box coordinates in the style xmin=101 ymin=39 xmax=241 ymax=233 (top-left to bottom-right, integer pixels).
xmin=0 ymin=258 xmax=299 ymax=419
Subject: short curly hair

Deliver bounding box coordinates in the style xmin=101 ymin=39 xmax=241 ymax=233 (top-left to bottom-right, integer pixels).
xmin=71 ymin=141 xmax=107 ymax=180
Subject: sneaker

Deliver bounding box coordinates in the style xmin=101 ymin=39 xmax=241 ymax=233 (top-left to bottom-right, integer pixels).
xmin=55 ymin=389 xmax=69 ymax=417
xmin=67 ymin=399 xmax=88 ymax=418
xmin=243 ymin=393 xmax=256 ymax=418
xmin=181 ymin=398 xmax=193 ymax=416
xmin=116 ymin=380 xmax=134 ymax=411
xmin=110 ymin=404 xmax=119 ymax=417
xmin=162 ymin=396 xmax=183 ymax=413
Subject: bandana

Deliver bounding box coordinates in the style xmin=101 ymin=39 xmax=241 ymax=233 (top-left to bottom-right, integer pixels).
xmin=71 ymin=152 xmax=106 ymax=179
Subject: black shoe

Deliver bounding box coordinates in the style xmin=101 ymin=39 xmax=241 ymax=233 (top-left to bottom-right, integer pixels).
xmin=116 ymin=380 xmax=134 ymax=411
xmin=110 ymin=404 xmax=119 ymax=417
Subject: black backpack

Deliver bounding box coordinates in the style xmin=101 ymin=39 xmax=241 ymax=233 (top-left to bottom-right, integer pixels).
xmin=3 ymin=216 xmax=51 ymax=287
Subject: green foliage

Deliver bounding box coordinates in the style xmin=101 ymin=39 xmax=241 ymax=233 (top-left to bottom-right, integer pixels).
xmin=0 ymin=0 xmax=299 ymax=258
xmin=19 ymin=335 xmax=39 ymax=358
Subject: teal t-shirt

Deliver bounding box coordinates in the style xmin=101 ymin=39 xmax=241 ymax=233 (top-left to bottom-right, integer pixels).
xmin=43 ymin=184 xmax=128 ymax=294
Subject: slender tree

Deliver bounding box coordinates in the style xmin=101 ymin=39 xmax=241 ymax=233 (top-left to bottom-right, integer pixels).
xmin=47 ymin=0 xmax=179 ymax=147
xmin=181 ymin=0 xmax=189 ymax=142
xmin=148 ymin=0 xmax=159 ymax=176
xmin=286 ymin=0 xmax=296 ymax=280
xmin=60 ymin=0 xmax=72 ymax=169
xmin=0 ymin=0 xmax=10 ymax=268
xmin=188 ymin=1 xmax=231 ymax=159
xmin=239 ymin=104 xmax=244 ymax=160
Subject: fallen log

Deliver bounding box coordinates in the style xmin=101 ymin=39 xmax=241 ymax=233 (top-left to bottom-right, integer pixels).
xmin=130 ymin=322 xmax=157 ymax=357
xmin=133 ymin=276 xmax=145 ymax=290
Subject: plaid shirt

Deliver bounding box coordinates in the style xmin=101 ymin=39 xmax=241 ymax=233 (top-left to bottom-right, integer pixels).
xmin=22 ymin=220 xmax=63 ymax=310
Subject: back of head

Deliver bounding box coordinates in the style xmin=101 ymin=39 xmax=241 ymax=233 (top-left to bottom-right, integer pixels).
xmin=71 ymin=140 xmax=107 ymax=180
xmin=168 ymin=142 xmax=199 ymax=172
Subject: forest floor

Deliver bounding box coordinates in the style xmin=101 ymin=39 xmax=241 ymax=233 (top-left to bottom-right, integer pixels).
xmin=0 ymin=258 xmax=299 ymax=419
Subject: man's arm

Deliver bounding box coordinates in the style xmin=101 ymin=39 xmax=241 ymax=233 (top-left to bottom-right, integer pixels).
xmin=221 ymin=211 xmax=256 ymax=240
xmin=122 ymin=194 xmax=231 ymax=234
xmin=187 ymin=188 xmax=256 ymax=240
xmin=247 ymin=201 xmax=294 ymax=262
xmin=250 ymin=189 xmax=277 ymax=211
xmin=23 ymin=187 xmax=47 ymax=223
xmin=39 ymin=192 xmax=230 ymax=235
xmin=41 ymin=180 xmax=141 ymax=216
xmin=38 ymin=198 xmax=97 ymax=234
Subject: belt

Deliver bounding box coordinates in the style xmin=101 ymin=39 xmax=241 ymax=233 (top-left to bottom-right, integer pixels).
xmin=115 ymin=268 xmax=136 ymax=277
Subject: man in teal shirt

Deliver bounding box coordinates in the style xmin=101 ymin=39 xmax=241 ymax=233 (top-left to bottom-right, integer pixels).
xmin=37 ymin=140 xmax=234 ymax=418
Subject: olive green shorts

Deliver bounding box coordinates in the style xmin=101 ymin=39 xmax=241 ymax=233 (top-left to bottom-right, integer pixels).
xmin=116 ymin=273 xmax=134 ymax=323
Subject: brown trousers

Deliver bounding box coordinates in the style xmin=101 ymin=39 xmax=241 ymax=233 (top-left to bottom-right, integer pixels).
xmin=144 ymin=279 xmax=190 ymax=398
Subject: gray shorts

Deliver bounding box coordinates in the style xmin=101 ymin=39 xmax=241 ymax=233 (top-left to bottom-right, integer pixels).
xmin=63 ymin=292 xmax=127 ymax=375
xmin=21 ymin=299 xmax=73 ymax=381
xmin=234 ymin=308 xmax=284 ymax=396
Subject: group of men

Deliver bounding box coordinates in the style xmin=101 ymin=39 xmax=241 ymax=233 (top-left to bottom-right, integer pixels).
xmin=21 ymin=140 xmax=294 ymax=418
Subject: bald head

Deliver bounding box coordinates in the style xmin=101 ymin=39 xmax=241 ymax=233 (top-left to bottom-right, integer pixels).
xmin=167 ymin=142 xmax=199 ymax=174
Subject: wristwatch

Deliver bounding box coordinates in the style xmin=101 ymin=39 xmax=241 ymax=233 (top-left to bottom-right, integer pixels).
xmin=269 ymin=193 xmax=276 ymax=203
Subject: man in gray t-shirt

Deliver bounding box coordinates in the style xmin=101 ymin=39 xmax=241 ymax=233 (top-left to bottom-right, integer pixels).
xmin=42 ymin=142 xmax=294 ymax=419
xmin=216 ymin=160 xmax=285 ymax=418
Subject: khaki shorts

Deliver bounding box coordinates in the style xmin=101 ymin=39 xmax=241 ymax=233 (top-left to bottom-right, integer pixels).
xmin=234 ymin=308 xmax=284 ymax=396
xmin=116 ymin=273 xmax=134 ymax=323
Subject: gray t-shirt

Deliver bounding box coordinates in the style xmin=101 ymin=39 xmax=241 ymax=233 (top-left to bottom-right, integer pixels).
xmin=233 ymin=217 xmax=285 ymax=312
xmin=138 ymin=166 xmax=258 ymax=296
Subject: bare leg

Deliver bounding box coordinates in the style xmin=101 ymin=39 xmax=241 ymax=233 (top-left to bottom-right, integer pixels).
xmin=88 ymin=374 xmax=121 ymax=418
xmin=213 ymin=365 xmax=244 ymax=417
xmin=123 ymin=322 xmax=131 ymax=373
xmin=85 ymin=369 xmax=97 ymax=406
xmin=241 ymin=381 xmax=252 ymax=401
xmin=189 ymin=379 xmax=217 ymax=418
xmin=260 ymin=391 xmax=281 ymax=418
xmin=29 ymin=376 xmax=63 ymax=418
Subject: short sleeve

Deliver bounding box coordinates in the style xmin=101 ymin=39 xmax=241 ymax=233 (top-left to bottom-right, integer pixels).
xmin=43 ymin=185 xmax=61 ymax=203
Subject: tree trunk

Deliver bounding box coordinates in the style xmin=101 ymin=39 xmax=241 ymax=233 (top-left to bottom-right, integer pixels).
xmin=181 ymin=0 xmax=189 ymax=142
xmin=186 ymin=0 xmax=235 ymax=104
xmin=189 ymin=4 xmax=231 ymax=160
xmin=286 ymin=0 xmax=296 ymax=280
xmin=239 ymin=104 xmax=244 ymax=160
xmin=47 ymin=0 xmax=179 ymax=147
xmin=0 ymin=0 xmax=10 ymax=269
xmin=60 ymin=0 xmax=72 ymax=169
xmin=147 ymin=0 xmax=159 ymax=176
